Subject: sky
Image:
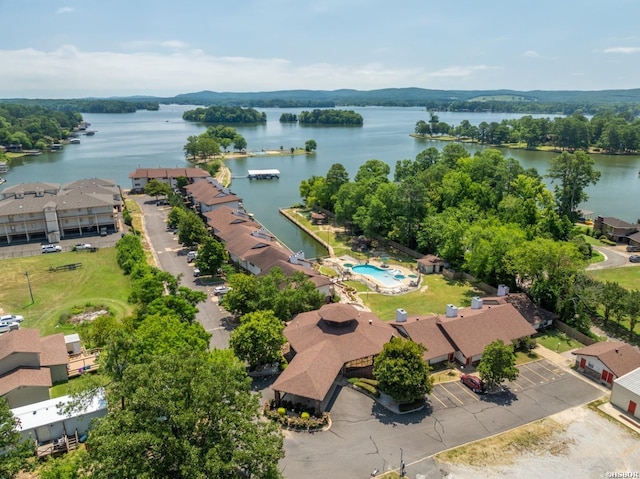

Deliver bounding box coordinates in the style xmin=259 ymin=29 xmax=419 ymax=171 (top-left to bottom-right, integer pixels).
xmin=1 ymin=0 xmax=639 ymax=98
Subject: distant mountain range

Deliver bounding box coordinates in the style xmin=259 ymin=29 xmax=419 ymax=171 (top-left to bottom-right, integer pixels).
xmin=119 ymin=88 xmax=640 ymax=114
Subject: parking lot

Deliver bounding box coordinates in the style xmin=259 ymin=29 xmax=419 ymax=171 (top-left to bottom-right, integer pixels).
xmin=429 ymin=359 xmax=568 ymax=411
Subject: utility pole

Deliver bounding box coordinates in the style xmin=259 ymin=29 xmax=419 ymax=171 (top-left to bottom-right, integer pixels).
xmin=24 ymin=271 xmax=34 ymax=304
xmin=400 ymin=448 xmax=406 ymax=478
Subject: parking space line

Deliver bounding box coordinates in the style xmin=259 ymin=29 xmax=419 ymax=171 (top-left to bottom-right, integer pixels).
xmin=429 ymin=392 xmax=448 ymax=409
xmin=521 ymin=363 xmax=548 ymax=382
xmin=439 ymin=384 xmax=465 ymax=405
xmin=536 ymin=360 xmax=561 ymax=376
xmin=516 ymin=373 xmax=537 ymax=386
xmin=453 ymin=381 xmax=480 ymax=401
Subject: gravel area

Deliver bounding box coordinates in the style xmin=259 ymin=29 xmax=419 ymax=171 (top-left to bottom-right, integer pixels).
xmin=436 ymin=406 xmax=640 ymax=478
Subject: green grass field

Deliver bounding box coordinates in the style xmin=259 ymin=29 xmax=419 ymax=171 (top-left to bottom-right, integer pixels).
xmin=588 ymin=266 xmax=640 ymax=291
xmin=0 ymin=248 xmax=133 ymax=335
xmin=535 ymin=329 xmax=585 ymax=353
xmin=361 ymin=275 xmax=484 ymax=321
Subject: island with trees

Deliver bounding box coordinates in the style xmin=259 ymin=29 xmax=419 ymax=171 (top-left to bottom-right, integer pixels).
xmin=298 ymin=109 xmax=363 ymax=125
xmin=182 ymin=105 xmax=266 ymax=124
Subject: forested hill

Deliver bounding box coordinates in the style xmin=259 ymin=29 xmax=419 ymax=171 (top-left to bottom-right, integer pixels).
xmin=164 ymin=88 xmax=640 ymax=114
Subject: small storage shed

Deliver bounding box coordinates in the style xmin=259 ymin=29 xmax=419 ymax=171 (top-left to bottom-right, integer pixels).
xmin=64 ymin=334 xmax=81 ymax=355
xmin=611 ymin=367 xmax=640 ymax=420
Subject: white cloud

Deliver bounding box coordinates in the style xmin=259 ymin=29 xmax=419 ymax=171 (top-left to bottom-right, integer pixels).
xmin=603 ymin=46 xmax=640 ymax=54
xmin=428 ymin=65 xmax=493 ymax=78
xmin=523 ymin=50 xmax=540 ymax=58
xmin=56 ymin=6 xmax=75 ymax=14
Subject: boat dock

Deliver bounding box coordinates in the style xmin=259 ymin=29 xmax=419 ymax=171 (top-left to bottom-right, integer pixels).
xmin=247 ymin=169 xmax=280 ymax=180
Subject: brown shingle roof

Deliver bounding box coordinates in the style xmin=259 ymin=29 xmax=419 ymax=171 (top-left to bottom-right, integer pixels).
xmin=185 ymin=180 xmax=241 ymax=207
xmin=417 ymin=255 xmax=444 ymax=266
xmin=599 ymin=217 xmax=638 ymax=229
xmin=203 ymin=206 xmax=255 ymax=233
xmin=482 ymin=293 xmax=555 ymax=328
xmin=392 ymin=316 xmax=454 ymax=361
xmin=273 ymin=305 xmax=394 ymax=401
xmin=438 ymin=304 xmax=536 ymax=359
xmin=40 ymin=334 xmax=68 ymax=367
xmin=572 ymin=342 xmax=640 ymax=378
xmin=0 ymin=368 xmax=52 ymax=396
xmin=0 ymin=329 xmax=41 ymax=362
xmin=128 ymin=167 xmax=210 ymax=180
xmin=271 ymin=342 xmax=343 ymax=401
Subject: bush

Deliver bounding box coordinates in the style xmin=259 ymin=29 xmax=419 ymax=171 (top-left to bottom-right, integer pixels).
xmin=277 ymin=407 xmax=286 ymax=416
xmin=353 ymin=381 xmax=380 ymax=398
xmin=123 ymin=208 xmax=133 ymax=226
xmin=301 ymin=412 xmax=310 ymax=419
xmin=358 ymin=378 xmax=380 ymax=387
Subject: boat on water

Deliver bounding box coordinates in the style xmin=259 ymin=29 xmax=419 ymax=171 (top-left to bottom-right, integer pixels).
xmin=0 ymin=177 xmax=6 ymax=185
xmin=83 ymin=130 xmax=96 ymax=136
xmin=69 ymin=138 xmax=80 ymax=144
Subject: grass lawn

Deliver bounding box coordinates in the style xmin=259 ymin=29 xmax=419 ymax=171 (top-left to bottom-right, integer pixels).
xmin=362 ymin=275 xmax=485 ymax=321
xmin=515 ymin=350 xmax=540 ymax=365
xmin=535 ymin=329 xmax=585 ymax=353
xmin=588 ymin=266 xmax=640 ymax=291
xmin=0 ymin=248 xmax=133 ymax=335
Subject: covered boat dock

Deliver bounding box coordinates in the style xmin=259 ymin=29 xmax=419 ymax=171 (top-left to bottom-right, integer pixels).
xmin=248 ymin=169 xmax=280 ymax=180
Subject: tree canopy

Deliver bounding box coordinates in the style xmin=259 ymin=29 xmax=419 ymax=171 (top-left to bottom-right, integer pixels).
xmin=182 ymin=106 xmax=266 ymax=123
xmin=477 ymin=340 xmax=519 ymax=390
xmin=0 ymin=397 xmax=33 ymax=478
xmin=230 ymin=310 xmax=285 ymax=369
xmin=373 ymin=338 xmax=433 ymax=402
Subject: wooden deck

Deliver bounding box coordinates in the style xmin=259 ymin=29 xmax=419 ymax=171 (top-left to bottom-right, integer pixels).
xmin=67 ymin=349 xmax=101 ymax=378
xmin=36 ymin=431 xmax=80 ymax=458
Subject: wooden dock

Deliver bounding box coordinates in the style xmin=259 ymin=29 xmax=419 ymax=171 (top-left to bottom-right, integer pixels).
xmin=247 ymin=169 xmax=280 ymax=180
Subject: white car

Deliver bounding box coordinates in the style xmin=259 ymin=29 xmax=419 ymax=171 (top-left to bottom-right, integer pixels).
xmin=0 ymin=320 xmax=19 ymax=333
xmin=42 ymin=244 xmax=62 ymax=253
xmin=213 ymin=286 xmax=232 ymax=296
xmin=74 ymin=243 xmax=92 ymax=250
xmin=187 ymin=251 xmax=198 ymax=263
xmin=0 ymin=314 xmax=24 ymax=323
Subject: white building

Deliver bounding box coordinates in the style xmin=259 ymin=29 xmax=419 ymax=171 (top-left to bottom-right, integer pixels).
xmin=611 ymin=367 xmax=640 ymax=420
xmin=11 ymin=393 xmax=107 ymax=445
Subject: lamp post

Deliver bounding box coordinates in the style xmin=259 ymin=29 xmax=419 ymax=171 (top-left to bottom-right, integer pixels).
xmin=25 ymin=271 xmax=34 ymax=304
xmin=400 ymin=448 xmax=406 ymax=478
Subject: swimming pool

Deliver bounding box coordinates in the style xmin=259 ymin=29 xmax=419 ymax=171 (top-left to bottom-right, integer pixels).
xmin=352 ymin=264 xmax=404 ymax=288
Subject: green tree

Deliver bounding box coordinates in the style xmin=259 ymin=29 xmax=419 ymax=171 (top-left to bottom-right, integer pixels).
xmin=183 ymin=135 xmax=199 ymax=160
xmin=144 ymin=179 xmax=171 ymax=200
xmin=85 ymin=351 xmax=284 ymax=479
xmin=373 ymin=337 xmax=433 ymax=403
xmin=39 ymin=449 xmax=88 ymax=479
xmin=598 ymin=281 xmax=627 ymax=327
xmin=625 ymin=289 xmax=640 ymax=339
xmin=304 ymin=139 xmax=317 ymax=152
xmin=477 ymin=339 xmax=519 ymax=390
xmin=230 ymin=310 xmax=285 ymax=369
xmin=195 ymin=236 xmax=228 ymax=276
xmin=177 ymin=210 xmax=208 ymax=247
xmin=546 ymin=151 xmax=600 ymax=219
xmin=0 ymin=397 xmax=33 ymax=478
xmin=233 ymin=135 xmax=247 ymax=151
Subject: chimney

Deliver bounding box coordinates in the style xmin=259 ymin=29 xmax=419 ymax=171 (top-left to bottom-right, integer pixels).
xmin=369 ymin=319 xmax=373 ymax=325
xmin=446 ymin=304 xmax=458 ymax=318
xmin=497 ymin=284 xmax=509 ymax=297
xmin=396 ymin=308 xmax=408 ymax=323
xmin=471 ymin=297 xmax=483 ymax=309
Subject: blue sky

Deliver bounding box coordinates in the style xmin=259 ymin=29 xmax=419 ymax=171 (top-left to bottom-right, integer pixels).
xmin=1 ymin=0 xmax=639 ymax=98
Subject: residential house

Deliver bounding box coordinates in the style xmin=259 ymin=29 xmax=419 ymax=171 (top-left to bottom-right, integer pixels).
xmin=0 ymin=179 xmax=121 ymax=244
xmin=610 ymin=367 xmax=640 ymax=420
xmin=0 ymin=329 xmax=69 ymax=408
xmin=184 ymin=178 xmax=242 ymax=214
xmin=272 ymin=304 xmax=395 ymax=413
xmin=593 ymin=216 xmax=639 ymax=243
xmin=572 ymin=342 xmax=640 ymax=388
xmin=128 ymin=167 xmax=211 ymax=192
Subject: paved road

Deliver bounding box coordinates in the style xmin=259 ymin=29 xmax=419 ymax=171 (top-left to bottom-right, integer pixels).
xmin=279 ymin=358 xmax=604 ymax=479
xmin=131 ymin=195 xmax=232 ymax=350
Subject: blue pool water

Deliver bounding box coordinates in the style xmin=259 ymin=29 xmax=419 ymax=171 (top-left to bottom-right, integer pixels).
xmin=352 ymin=264 xmax=403 ymax=287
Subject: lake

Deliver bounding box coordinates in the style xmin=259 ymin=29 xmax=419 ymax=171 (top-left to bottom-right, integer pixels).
xmin=5 ymin=105 xmax=640 ymax=257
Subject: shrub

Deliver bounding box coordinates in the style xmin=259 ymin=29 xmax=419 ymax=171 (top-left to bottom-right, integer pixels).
xmin=353 ymin=381 xmax=380 ymax=398
xmin=301 ymin=412 xmax=310 ymax=419
xmin=123 ymin=208 xmax=133 ymax=226
xmin=277 ymin=407 xmax=286 ymax=416
xmin=358 ymin=378 xmax=380 ymax=387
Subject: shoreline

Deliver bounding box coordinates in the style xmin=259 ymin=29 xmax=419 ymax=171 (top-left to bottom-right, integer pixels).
xmin=410 ymin=134 xmax=640 ymax=156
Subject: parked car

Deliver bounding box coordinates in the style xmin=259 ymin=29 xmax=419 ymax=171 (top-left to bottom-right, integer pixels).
xmin=42 ymin=244 xmax=62 ymax=253
xmin=629 ymin=255 xmax=640 ymax=263
xmin=626 ymin=245 xmax=640 ymax=252
xmin=100 ymin=227 xmax=108 ymax=237
xmin=213 ymin=286 xmax=232 ymax=296
xmin=74 ymin=243 xmax=92 ymax=251
xmin=0 ymin=314 xmax=24 ymax=323
xmin=186 ymin=251 xmax=198 ymax=263
xmin=0 ymin=320 xmax=19 ymax=333
xmin=460 ymin=374 xmax=485 ymax=393
xmin=193 ymin=268 xmax=201 ymax=277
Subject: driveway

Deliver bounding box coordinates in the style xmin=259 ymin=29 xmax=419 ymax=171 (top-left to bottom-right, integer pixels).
xmin=131 ymin=195 xmax=232 ymax=350
xmin=587 ymin=245 xmax=636 ymax=270
xmin=279 ymin=359 xmax=604 ymax=479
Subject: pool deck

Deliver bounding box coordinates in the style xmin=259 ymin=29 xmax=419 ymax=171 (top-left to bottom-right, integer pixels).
xmin=328 ymin=255 xmax=422 ymax=295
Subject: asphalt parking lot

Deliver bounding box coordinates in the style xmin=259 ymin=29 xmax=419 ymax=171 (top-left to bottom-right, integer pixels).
xmin=429 ymin=359 xmax=568 ymax=412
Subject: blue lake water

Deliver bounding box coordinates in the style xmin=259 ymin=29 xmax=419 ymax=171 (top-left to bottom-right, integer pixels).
xmin=4 ymin=104 xmax=640 ymax=257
